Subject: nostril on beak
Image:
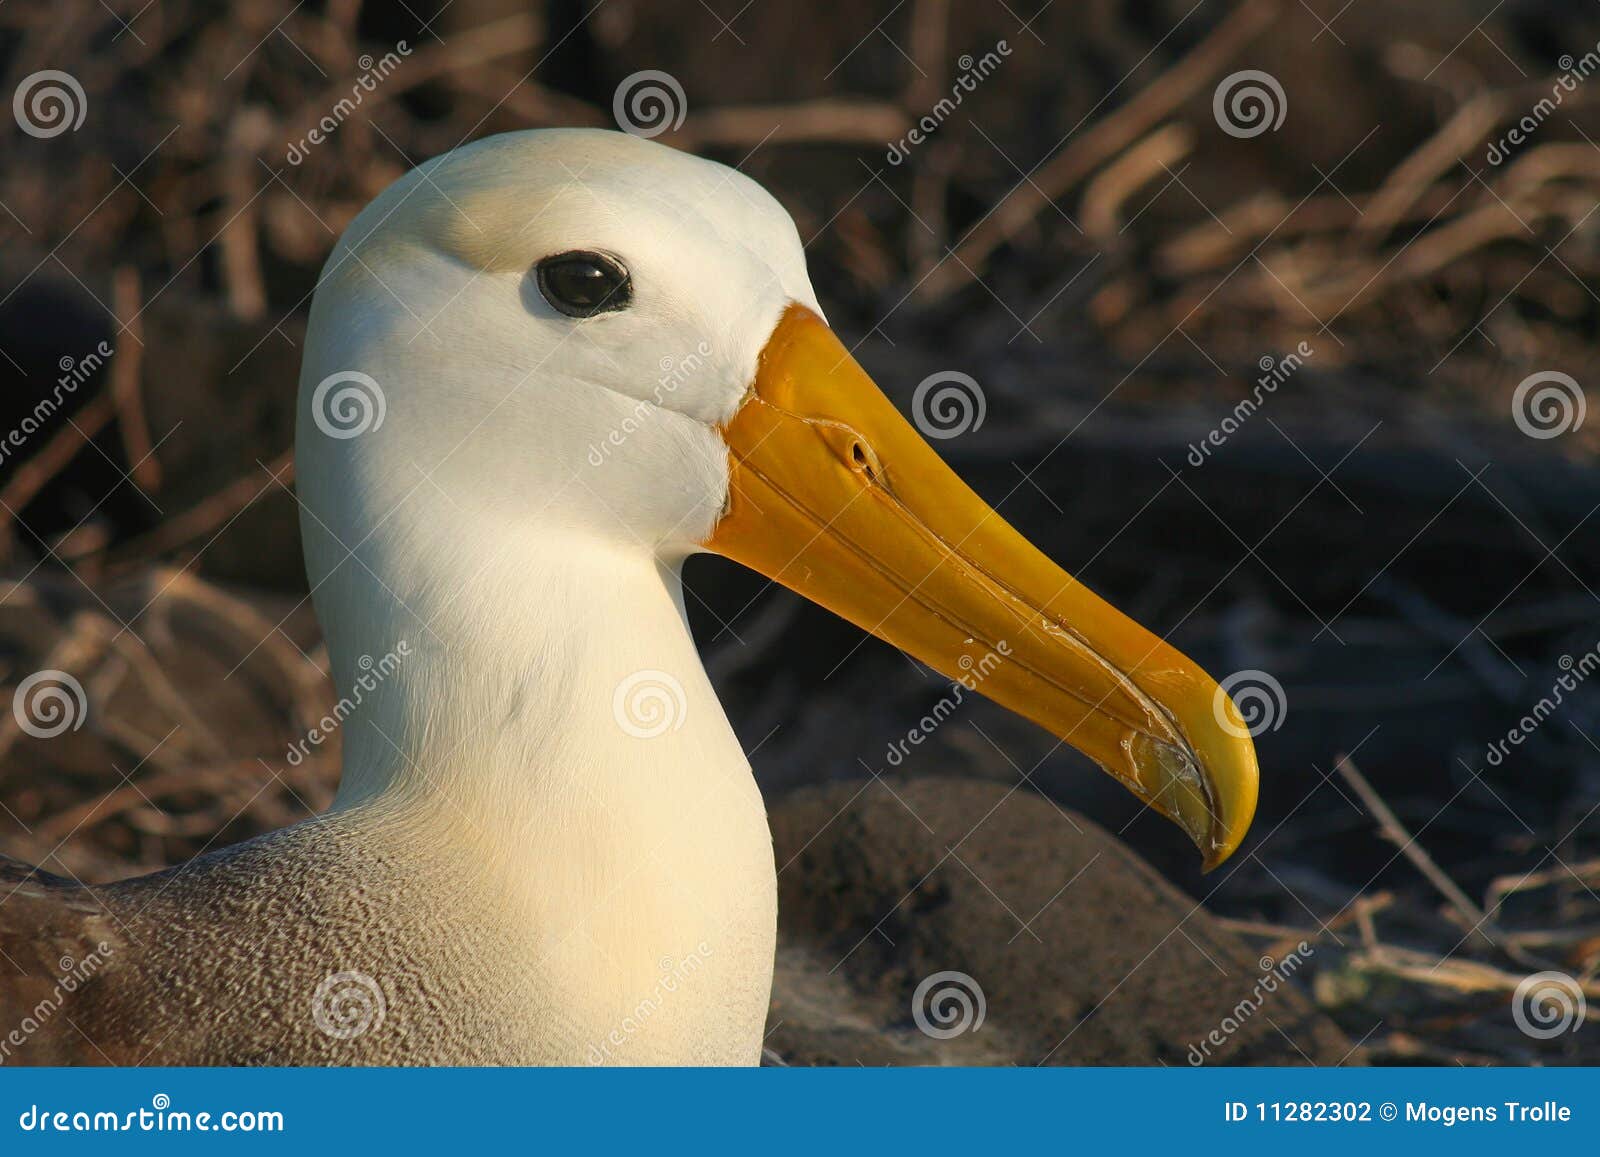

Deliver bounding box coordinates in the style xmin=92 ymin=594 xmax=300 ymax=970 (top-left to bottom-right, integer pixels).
xmin=849 ymin=440 xmax=882 ymax=484
xmin=816 ymin=422 xmax=888 ymax=488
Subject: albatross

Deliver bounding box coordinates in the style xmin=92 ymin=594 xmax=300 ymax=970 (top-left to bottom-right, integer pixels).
xmin=1 ymin=128 xmax=1258 ymax=1065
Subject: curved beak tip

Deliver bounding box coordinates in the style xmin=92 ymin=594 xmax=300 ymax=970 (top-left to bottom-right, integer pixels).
xmin=1196 ymin=726 xmax=1260 ymax=872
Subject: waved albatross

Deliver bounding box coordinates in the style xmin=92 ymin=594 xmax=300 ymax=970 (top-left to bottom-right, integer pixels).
xmin=0 ymin=128 xmax=1258 ymax=1065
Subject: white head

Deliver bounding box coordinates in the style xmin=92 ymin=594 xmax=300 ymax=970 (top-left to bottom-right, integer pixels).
xmin=299 ymin=128 xmax=817 ymax=564
xmin=294 ymin=128 xmax=1257 ymax=865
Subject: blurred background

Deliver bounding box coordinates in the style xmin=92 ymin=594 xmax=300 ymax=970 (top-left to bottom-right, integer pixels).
xmin=2 ymin=0 xmax=1599 ymax=1063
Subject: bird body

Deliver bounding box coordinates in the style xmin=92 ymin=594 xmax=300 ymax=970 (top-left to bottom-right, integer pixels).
xmin=5 ymin=778 xmax=772 ymax=1064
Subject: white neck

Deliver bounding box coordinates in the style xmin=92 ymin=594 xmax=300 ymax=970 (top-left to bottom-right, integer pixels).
xmin=308 ymin=527 xmax=777 ymax=1062
xmin=322 ymin=532 xmax=750 ymax=843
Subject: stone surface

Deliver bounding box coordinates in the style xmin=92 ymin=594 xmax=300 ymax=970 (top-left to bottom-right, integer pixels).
xmin=767 ymin=776 xmax=1353 ymax=1066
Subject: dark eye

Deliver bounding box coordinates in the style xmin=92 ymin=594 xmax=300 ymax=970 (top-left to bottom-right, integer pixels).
xmin=535 ymin=251 xmax=631 ymax=318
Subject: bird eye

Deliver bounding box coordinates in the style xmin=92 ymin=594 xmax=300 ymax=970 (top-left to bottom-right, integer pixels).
xmin=535 ymin=251 xmax=631 ymax=318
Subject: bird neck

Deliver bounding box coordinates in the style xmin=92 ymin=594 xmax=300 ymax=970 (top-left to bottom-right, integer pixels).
xmin=303 ymin=526 xmax=777 ymax=1058
xmin=316 ymin=530 xmax=755 ymax=860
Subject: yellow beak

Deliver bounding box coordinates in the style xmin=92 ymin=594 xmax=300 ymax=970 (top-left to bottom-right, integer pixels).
xmin=704 ymin=305 xmax=1258 ymax=869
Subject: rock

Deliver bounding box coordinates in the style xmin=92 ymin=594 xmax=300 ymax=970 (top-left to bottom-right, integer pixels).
xmin=767 ymin=776 xmax=1353 ymax=1065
